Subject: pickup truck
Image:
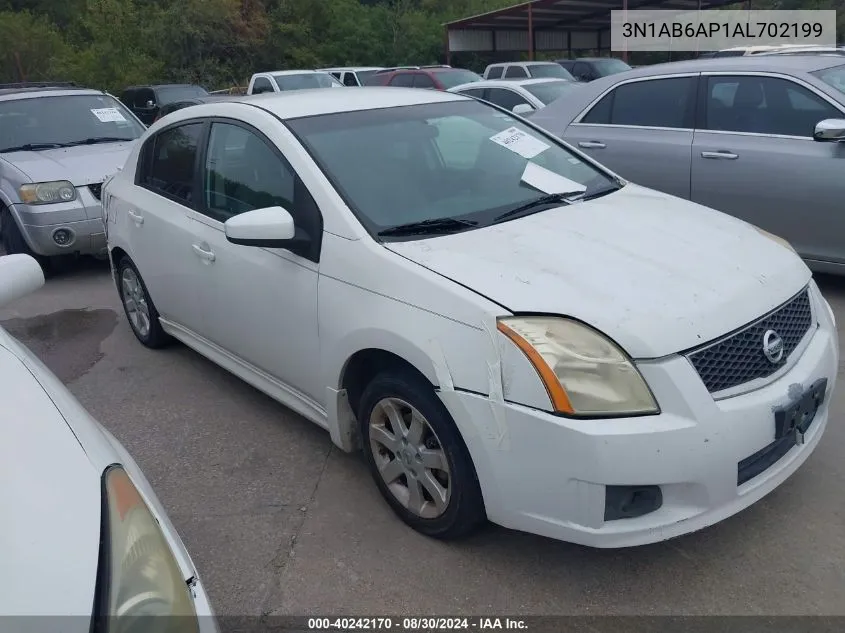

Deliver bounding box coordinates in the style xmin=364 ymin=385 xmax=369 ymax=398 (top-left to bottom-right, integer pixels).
xmin=246 ymin=70 xmax=344 ymax=94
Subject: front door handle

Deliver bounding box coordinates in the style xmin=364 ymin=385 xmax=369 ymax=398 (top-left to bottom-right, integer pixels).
xmin=578 ymin=141 xmax=606 ymax=149
xmin=127 ymin=209 xmax=144 ymax=225
xmin=701 ymin=151 xmax=738 ymax=160
xmin=192 ymin=243 xmax=216 ymax=263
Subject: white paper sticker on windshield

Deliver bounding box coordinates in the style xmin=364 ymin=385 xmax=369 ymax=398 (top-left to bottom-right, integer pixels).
xmin=521 ymin=161 xmax=586 ymax=195
xmin=91 ymin=107 xmax=126 ymax=123
xmin=489 ymin=126 xmax=550 ymax=159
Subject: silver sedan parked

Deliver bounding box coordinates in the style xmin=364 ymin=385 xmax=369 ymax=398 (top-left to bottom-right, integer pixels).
xmin=529 ymin=56 xmax=845 ymax=274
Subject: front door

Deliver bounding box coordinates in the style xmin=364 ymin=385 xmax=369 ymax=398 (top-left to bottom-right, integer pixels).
xmin=691 ymin=73 xmax=845 ymax=264
xmin=189 ymin=117 xmax=323 ymax=401
xmin=563 ymin=74 xmax=698 ymax=200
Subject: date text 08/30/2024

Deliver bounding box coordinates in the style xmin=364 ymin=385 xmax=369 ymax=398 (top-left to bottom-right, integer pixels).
xmin=307 ymin=617 xmax=528 ymax=630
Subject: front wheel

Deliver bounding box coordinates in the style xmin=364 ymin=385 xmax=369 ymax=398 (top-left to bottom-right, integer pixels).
xmin=1 ymin=208 xmax=51 ymax=273
xmin=359 ymin=370 xmax=486 ymax=539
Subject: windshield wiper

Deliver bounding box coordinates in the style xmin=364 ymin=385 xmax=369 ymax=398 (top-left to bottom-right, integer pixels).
xmin=493 ymin=192 xmax=582 ymax=223
xmin=63 ymin=136 xmax=136 ymax=146
xmin=378 ymin=217 xmax=478 ymax=237
xmin=0 ymin=142 xmax=64 ymax=153
xmin=565 ymin=182 xmax=623 ymax=202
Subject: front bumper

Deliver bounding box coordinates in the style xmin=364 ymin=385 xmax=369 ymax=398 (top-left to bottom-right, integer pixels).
xmin=444 ymin=283 xmax=838 ymax=548
xmin=10 ymin=186 xmax=106 ymax=257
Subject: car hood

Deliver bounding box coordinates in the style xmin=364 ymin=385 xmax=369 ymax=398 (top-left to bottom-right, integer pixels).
xmin=0 ymin=343 xmax=100 ymax=619
xmin=5 ymin=141 xmax=136 ymax=186
xmin=385 ymin=184 xmax=811 ymax=359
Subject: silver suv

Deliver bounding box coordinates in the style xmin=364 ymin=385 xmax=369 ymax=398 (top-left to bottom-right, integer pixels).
xmin=0 ymin=83 xmax=145 ymax=270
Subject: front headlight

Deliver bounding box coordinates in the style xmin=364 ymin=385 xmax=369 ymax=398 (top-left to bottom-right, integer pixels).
xmin=19 ymin=180 xmax=77 ymax=204
xmin=755 ymin=226 xmax=797 ymax=255
xmin=97 ymin=466 xmax=198 ymax=633
xmin=497 ymin=316 xmax=659 ymax=417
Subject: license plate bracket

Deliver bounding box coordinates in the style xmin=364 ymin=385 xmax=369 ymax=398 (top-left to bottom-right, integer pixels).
xmin=773 ymin=377 xmax=828 ymax=443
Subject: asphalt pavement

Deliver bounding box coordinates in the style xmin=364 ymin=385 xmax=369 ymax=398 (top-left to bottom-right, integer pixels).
xmin=2 ymin=256 xmax=845 ymax=617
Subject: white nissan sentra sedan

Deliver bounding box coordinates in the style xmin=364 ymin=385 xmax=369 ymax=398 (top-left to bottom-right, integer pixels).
xmin=102 ymin=88 xmax=838 ymax=548
xmin=0 ymin=254 xmax=217 ymax=627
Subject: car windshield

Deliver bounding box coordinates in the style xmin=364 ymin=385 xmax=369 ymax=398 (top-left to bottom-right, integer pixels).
xmin=594 ymin=59 xmax=632 ymax=76
xmin=436 ymin=70 xmax=483 ymax=89
xmin=0 ymin=94 xmax=145 ymax=152
xmin=287 ymin=99 xmax=617 ymax=237
xmin=274 ymin=73 xmax=342 ymax=90
xmin=525 ymin=80 xmax=583 ymax=105
xmin=529 ymin=64 xmax=575 ymax=80
xmin=156 ymin=85 xmax=208 ymax=104
xmin=812 ymin=63 xmax=845 ymax=96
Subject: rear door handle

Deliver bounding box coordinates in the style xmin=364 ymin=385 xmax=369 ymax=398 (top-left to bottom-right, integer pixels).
xmin=192 ymin=243 xmax=216 ymax=263
xmin=578 ymin=141 xmax=606 ymax=149
xmin=701 ymin=151 xmax=738 ymax=160
xmin=127 ymin=209 xmax=144 ymax=225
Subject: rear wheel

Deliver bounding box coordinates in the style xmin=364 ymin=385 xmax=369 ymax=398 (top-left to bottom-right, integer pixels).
xmin=116 ymin=256 xmax=170 ymax=348
xmin=359 ymin=370 xmax=486 ymax=539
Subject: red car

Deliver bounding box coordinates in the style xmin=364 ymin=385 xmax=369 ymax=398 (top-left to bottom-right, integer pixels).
xmin=369 ymin=66 xmax=483 ymax=90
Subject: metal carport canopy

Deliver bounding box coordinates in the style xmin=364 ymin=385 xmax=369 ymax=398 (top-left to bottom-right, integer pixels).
xmin=444 ymin=0 xmax=741 ymax=61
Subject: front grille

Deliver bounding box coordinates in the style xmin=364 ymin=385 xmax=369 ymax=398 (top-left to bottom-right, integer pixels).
xmin=88 ymin=182 xmax=103 ymax=200
xmin=686 ymin=287 xmax=813 ymax=394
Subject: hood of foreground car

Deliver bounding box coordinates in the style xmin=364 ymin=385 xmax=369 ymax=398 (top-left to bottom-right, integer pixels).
xmin=6 ymin=141 xmax=136 ymax=186
xmin=0 ymin=344 xmax=101 ymax=617
xmin=385 ymin=184 xmax=811 ymax=359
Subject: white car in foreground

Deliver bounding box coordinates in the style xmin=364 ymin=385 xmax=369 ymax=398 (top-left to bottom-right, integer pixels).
xmin=0 ymin=254 xmax=216 ymax=627
xmin=103 ymin=88 xmax=837 ymax=548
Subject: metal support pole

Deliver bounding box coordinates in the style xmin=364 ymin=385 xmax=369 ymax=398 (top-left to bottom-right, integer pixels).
xmin=621 ymin=0 xmax=628 ymax=62
xmin=528 ymin=3 xmax=534 ymax=60
xmin=444 ymin=26 xmax=451 ymax=66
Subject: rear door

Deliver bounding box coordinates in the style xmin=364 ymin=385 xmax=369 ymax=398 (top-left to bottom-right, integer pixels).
xmin=691 ymin=72 xmax=845 ymax=264
xmin=562 ymin=73 xmax=698 ymax=199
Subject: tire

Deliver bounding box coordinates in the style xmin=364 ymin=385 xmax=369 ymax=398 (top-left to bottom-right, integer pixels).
xmin=116 ymin=256 xmax=171 ymax=348
xmin=359 ymin=370 xmax=486 ymax=539
xmin=1 ymin=208 xmax=51 ymax=273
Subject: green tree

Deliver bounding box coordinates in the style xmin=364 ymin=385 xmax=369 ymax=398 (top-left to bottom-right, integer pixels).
xmin=0 ymin=10 xmax=67 ymax=82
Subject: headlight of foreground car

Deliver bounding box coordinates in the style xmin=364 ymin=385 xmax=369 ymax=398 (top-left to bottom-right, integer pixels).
xmin=497 ymin=316 xmax=659 ymax=417
xmin=755 ymin=226 xmax=797 ymax=255
xmin=19 ymin=180 xmax=77 ymax=204
xmin=97 ymin=466 xmax=199 ymax=633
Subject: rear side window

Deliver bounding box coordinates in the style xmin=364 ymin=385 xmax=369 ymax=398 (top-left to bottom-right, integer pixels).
xmin=504 ymin=65 xmax=529 ymax=79
xmin=138 ymin=122 xmax=204 ymax=205
xmin=581 ymin=77 xmax=696 ymax=128
xmin=343 ymin=72 xmax=358 ymax=86
xmin=414 ymin=73 xmax=436 ymax=89
xmin=486 ymin=66 xmax=504 ymax=79
xmin=389 ymin=73 xmax=415 ymax=87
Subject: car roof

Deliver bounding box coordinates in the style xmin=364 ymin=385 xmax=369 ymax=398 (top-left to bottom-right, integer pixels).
xmin=617 ymin=54 xmax=845 ymax=77
xmin=125 ymin=83 xmax=201 ymax=90
xmin=171 ymin=87 xmax=467 ymax=121
xmin=320 ymin=67 xmax=383 ymax=72
xmin=0 ymin=87 xmax=104 ymax=102
xmin=259 ymin=70 xmax=328 ymax=76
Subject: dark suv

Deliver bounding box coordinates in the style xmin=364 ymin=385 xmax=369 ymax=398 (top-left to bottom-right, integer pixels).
xmin=120 ymin=84 xmax=208 ymax=125
xmin=555 ymin=58 xmax=632 ymax=82
xmin=372 ymin=66 xmax=482 ymax=90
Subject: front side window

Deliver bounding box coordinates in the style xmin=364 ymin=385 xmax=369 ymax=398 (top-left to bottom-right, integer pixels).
xmin=288 ymin=100 xmax=616 ymax=237
xmin=141 ymin=122 xmax=203 ymax=205
xmin=581 ymin=77 xmax=695 ymax=128
xmin=487 ymin=66 xmax=504 ymax=79
xmin=156 ymin=85 xmax=208 ymax=105
xmin=703 ymin=75 xmax=841 ymax=137
xmin=252 ymin=77 xmax=274 ymax=94
xmin=593 ymin=59 xmax=632 ymax=77
xmin=203 ymin=123 xmax=295 ymax=222
xmin=414 ymin=74 xmax=437 ymax=89
xmin=0 ymin=94 xmax=146 ymax=153
xmin=343 ymin=72 xmax=359 ymax=87
xmin=389 ymin=73 xmax=415 ymax=87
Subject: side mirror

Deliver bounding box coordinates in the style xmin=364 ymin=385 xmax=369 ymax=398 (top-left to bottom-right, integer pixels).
xmin=224 ymin=206 xmax=301 ymax=248
xmin=512 ymin=103 xmax=536 ymax=115
xmin=0 ymin=254 xmax=45 ymax=308
xmin=145 ymin=100 xmax=156 ymax=108
xmin=813 ymin=118 xmax=845 ymax=142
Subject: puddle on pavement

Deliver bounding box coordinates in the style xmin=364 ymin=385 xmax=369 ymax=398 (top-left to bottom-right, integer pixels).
xmin=1 ymin=308 xmax=117 ymax=383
